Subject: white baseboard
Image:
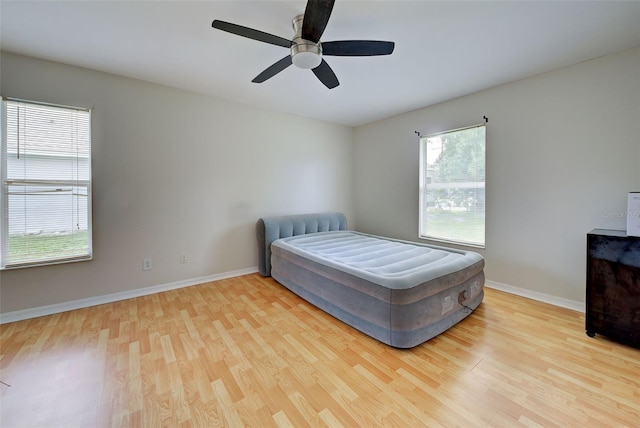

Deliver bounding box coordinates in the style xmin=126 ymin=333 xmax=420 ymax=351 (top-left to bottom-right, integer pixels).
xmin=0 ymin=267 xmax=259 ymax=324
xmin=1 ymin=271 xmax=584 ymax=324
xmin=485 ymin=279 xmax=585 ymax=313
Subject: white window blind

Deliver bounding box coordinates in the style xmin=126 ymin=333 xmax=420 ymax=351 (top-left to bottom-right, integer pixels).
xmin=419 ymin=124 xmax=485 ymax=247
xmin=1 ymin=98 xmax=92 ymax=269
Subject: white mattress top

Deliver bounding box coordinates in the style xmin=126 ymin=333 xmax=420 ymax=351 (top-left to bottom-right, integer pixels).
xmin=272 ymin=231 xmax=483 ymax=289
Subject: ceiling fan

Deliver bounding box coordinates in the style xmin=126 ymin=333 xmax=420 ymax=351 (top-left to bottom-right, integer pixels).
xmin=211 ymin=0 xmax=395 ymax=89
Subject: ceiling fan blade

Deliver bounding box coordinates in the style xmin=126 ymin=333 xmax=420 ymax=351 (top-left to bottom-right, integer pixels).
xmin=302 ymin=0 xmax=335 ymax=43
xmin=322 ymin=40 xmax=395 ymax=56
xmin=312 ymin=59 xmax=339 ymax=89
xmin=252 ymin=56 xmax=293 ymax=83
xmin=212 ymin=20 xmax=291 ymax=48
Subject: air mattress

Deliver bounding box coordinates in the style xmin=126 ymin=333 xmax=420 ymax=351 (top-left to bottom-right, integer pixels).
xmin=270 ymin=230 xmax=484 ymax=348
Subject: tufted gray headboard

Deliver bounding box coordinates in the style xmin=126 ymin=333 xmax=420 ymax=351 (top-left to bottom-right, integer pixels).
xmin=256 ymin=212 xmax=347 ymax=276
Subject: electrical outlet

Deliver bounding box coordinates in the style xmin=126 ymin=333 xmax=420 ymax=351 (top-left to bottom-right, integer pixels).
xmin=180 ymin=253 xmax=188 ymax=264
xmin=142 ymin=258 xmax=152 ymax=271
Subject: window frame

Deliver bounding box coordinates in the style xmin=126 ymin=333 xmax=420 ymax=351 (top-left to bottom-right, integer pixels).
xmin=0 ymin=97 xmax=93 ymax=269
xmin=418 ymin=123 xmax=486 ymax=248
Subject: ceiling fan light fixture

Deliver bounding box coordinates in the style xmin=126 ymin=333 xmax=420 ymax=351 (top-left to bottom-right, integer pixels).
xmin=291 ymin=39 xmax=322 ymax=69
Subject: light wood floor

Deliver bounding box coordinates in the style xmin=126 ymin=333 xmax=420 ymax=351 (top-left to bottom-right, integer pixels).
xmin=1 ymin=273 xmax=639 ymax=427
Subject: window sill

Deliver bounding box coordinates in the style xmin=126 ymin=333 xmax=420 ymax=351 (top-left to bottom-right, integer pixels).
xmin=418 ymin=235 xmax=485 ymax=250
xmin=1 ymin=255 xmax=93 ymax=270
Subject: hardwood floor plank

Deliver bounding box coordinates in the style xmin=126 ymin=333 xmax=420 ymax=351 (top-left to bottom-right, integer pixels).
xmin=318 ymin=407 xmax=344 ymax=428
xmin=2 ymin=273 xmax=639 ymax=427
xmin=353 ymin=363 xmax=442 ymax=426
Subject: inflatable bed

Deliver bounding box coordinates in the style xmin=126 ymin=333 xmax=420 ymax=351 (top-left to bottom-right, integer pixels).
xmin=256 ymin=212 xmax=484 ymax=348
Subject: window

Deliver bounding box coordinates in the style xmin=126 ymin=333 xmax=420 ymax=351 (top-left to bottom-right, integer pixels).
xmin=419 ymin=124 xmax=485 ymax=247
xmin=1 ymin=97 xmax=92 ymax=269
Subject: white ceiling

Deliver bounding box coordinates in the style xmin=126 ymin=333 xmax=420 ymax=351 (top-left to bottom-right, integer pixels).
xmin=2 ymin=1 xmax=639 ymax=127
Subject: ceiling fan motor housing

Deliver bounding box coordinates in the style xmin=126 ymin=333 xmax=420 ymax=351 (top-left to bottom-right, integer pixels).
xmin=291 ymin=15 xmax=322 ymax=69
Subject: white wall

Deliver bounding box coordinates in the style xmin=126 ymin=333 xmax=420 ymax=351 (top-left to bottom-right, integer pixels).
xmin=353 ymin=48 xmax=640 ymax=304
xmin=2 ymin=48 xmax=638 ymax=317
xmin=0 ymin=52 xmax=354 ymax=315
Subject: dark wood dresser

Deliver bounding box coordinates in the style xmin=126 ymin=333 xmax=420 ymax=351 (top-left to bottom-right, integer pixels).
xmin=586 ymin=229 xmax=640 ymax=349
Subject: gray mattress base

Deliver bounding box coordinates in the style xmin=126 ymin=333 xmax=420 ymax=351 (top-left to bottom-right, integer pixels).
xmin=271 ymin=243 xmax=484 ymax=349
